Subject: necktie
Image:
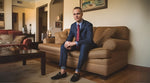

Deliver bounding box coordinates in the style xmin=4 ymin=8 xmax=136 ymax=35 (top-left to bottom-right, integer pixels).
xmin=76 ymin=24 xmax=80 ymax=41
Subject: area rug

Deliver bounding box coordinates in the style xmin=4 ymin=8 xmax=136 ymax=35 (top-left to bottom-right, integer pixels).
xmin=0 ymin=60 xmax=96 ymax=83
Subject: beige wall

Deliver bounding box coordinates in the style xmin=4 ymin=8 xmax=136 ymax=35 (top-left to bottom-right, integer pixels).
xmin=64 ymin=0 xmax=150 ymax=67
xmin=25 ymin=8 xmax=36 ymax=34
xmin=50 ymin=0 xmax=63 ymax=36
xmin=12 ymin=6 xmax=36 ymax=34
xmin=63 ymin=0 xmax=79 ymax=28
xmin=4 ymin=0 xmax=12 ymax=29
xmin=35 ymin=0 xmax=51 ymax=41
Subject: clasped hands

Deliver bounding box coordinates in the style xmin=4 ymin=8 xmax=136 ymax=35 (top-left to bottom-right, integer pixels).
xmin=64 ymin=41 xmax=76 ymax=50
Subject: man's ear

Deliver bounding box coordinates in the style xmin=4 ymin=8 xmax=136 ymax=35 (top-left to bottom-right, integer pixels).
xmin=81 ymin=12 xmax=83 ymax=16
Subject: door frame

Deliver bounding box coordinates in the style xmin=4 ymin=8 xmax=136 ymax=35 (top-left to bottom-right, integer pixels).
xmin=36 ymin=4 xmax=48 ymax=42
xmin=12 ymin=13 xmax=18 ymax=31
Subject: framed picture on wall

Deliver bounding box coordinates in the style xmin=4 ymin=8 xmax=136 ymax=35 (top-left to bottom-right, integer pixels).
xmin=80 ymin=0 xmax=107 ymax=12
xmin=55 ymin=21 xmax=62 ymax=28
xmin=0 ymin=0 xmax=4 ymax=11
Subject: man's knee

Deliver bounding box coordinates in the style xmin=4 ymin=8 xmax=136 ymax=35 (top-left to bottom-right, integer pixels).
xmin=80 ymin=44 xmax=90 ymax=51
xmin=80 ymin=44 xmax=89 ymax=48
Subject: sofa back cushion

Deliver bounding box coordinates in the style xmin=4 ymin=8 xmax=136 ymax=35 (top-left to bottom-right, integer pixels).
xmin=95 ymin=26 xmax=129 ymax=40
xmin=8 ymin=31 xmax=23 ymax=39
xmin=93 ymin=27 xmax=105 ymax=45
xmin=55 ymin=31 xmax=68 ymax=44
xmin=112 ymin=26 xmax=129 ymax=40
xmin=13 ymin=35 xmax=26 ymax=44
xmin=64 ymin=29 xmax=70 ymax=36
xmin=0 ymin=30 xmax=12 ymax=34
xmin=0 ymin=30 xmax=8 ymax=34
xmin=93 ymin=28 xmax=116 ymax=47
xmin=0 ymin=34 xmax=13 ymax=44
xmin=93 ymin=26 xmax=129 ymax=46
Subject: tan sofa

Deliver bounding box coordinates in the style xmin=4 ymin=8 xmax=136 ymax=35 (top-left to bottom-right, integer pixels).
xmin=38 ymin=26 xmax=130 ymax=76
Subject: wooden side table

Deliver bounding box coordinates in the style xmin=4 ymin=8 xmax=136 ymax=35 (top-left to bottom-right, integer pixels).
xmin=24 ymin=34 xmax=35 ymax=42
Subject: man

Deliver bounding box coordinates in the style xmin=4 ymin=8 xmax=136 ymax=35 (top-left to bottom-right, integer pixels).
xmin=51 ymin=7 xmax=96 ymax=82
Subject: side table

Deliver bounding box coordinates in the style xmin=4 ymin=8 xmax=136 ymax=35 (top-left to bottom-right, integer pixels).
xmin=24 ymin=34 xmax=35 ymax=42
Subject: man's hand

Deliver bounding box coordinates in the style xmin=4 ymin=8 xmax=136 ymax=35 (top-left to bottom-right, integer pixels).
xmin=64 ymin=41 xmax=76 ymax=50
xmin=64 ymin=41 xmax=71 ymax=50
xmin=68 ymin=42 xmax=76 ymax=47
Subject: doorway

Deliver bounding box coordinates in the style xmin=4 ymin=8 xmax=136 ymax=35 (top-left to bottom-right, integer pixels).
xmin=38 ymin=4 xmax=48 ymax=41
xmin=50 ymin=0 xmax=64 ymax=35
xmin=12 ymin=13 xmax=18 ymax=31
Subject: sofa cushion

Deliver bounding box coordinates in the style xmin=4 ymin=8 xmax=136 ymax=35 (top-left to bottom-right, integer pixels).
xmin=23 ymin=38 xmax=32 ymax=47
xmin=0 ymin=34 xmax=13 ymax=44
xmin=93 ymin=28 xmax=105 ymax=45
xmin=0 ymin=30 xmax=8 ymax=34
xmin=94 ymin=28 xmax=116 ymax=47
xmin=8 ymin=31 xmax=23 ymax=39
xmin=13 ymin=35 xmax=26 ymax=44
xmin=68 ymin=48 xmax=110 ymax=59
xmin=39 ymin=43 xmax=61 ymax=52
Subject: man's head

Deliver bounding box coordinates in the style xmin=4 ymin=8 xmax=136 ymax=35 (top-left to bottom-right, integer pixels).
xmin=73 ymin=7 xmax=83 ymax=23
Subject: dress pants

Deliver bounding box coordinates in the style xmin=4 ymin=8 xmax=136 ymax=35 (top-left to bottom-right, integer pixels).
xmin=59 ymin=43 xmax=92 ymax=70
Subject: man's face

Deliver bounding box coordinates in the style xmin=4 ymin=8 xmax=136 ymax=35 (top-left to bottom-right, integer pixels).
xmin=73 ymin=9 xmax=83 ymax=22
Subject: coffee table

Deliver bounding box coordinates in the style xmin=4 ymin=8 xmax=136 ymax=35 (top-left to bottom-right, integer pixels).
xmin=0 ymin=47 xmax=46 ymax=75
xmin=0 ymin=43 xmax=25 ymax=47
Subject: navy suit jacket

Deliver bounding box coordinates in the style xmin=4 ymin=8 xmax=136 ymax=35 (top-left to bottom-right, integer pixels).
xmin=66 ymin=20 xmax=95 ymax=46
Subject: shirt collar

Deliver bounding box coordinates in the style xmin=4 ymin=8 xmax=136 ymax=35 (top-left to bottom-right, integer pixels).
xmin=76 ymin=20 xmax=83 ymax=28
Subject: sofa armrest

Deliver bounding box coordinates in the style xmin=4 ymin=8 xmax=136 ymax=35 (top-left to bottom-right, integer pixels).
xmin=43 ymin=37 xmax=55 ymax=43
xmin=103 ymin=38 xmax=130 ymax=51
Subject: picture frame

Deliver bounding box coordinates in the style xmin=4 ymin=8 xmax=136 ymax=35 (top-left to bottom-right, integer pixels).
xmin=55 ymin=21 xmax=62 ymax=28
xmin=80 ymin=0 xmax=107 ymax=12
xmin=0 ymin=0 xmax=4 ymax=11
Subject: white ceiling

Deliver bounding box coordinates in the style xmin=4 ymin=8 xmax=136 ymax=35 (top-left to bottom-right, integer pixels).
xmin=12 ymin=0 xmax=40 ymax=8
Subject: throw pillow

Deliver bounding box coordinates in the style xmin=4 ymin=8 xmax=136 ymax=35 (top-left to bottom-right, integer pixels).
xmin=95 ymin=28 xmax=116 ymax=47
xmin=13 ymin=35 xmax=26 ymax=44
xmin=23 ymin=38 xmax=32 ymax=47
xmin=93 ymin=28 xmax=105 ymax=45
xmin=0 ymin=34 xmax=13 ymax=44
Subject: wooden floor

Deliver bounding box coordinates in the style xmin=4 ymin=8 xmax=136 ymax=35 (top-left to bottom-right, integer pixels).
xmin=47 ymin=62 xmax=150 ymax=83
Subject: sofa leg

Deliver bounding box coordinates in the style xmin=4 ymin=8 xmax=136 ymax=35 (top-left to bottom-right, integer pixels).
xmin=99 ymin=75 xmax=109 ymax=80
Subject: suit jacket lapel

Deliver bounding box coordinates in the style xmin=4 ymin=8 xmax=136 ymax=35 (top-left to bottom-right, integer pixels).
xmin=73 ymin=23 xmax=77 ymax=36
xmin=73 ymin=23 xmax=77 ymax=32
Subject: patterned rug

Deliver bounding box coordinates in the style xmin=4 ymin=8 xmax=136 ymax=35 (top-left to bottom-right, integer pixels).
xmin=0 ymin=60 xmax=96 ymax=83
